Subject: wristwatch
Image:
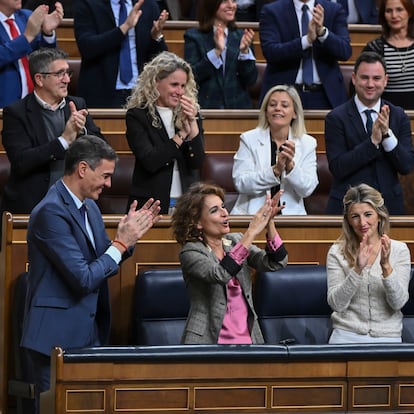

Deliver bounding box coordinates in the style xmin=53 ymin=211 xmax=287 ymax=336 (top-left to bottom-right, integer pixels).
xmin=155 ymin=34 xmax=164 ymax=42
xmin=317 ymin=26 xmax=327 ymax=37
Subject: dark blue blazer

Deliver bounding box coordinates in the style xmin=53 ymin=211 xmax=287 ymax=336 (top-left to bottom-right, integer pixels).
xmin=325 ymin=98 xmax=414 ymax=215
xmin=259 ymin=0 xmax=352 ymax=108
xmin=0 ymin=9 xmax=56 ymax=108
xmin=21 ymin=180 xmax=132 ymax=356
xmin=74 ymin=0 xmax=167 ymax=107
xmin=184 ymin=27 xmax=257 ymax=109
xmin=334 ymin=0 xmax=378 ymax=24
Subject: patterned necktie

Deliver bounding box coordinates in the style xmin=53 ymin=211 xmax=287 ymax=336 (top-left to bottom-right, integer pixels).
xmin=5 ymin=19 xmax=34 ymax=93
xmin=364 ymin=109 xmax=374 ymax=137
xmin=301 ymin=4 xmax=313 ymax=86
xmin=118 ymin=0 xmax=133 ymax=84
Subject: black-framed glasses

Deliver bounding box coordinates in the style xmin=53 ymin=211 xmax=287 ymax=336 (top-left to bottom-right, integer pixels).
xmin=40 ymin=69 xmax=74 ymax=80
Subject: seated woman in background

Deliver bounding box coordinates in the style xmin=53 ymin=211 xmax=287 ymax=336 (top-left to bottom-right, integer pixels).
xmin=327 ymin=184 xmax=411 ymax=344
xmin=363 ymin=0 xmax=414 ymax=109
xmin=125 ymin=51 xmax=205 ymax=214
xmin=184 ymin=0 xmax=258 ymax=109
xmin=171 ymin=182 xmax=288 ymax=344
xmin=231 ymin=84 xmax=318 ymax=215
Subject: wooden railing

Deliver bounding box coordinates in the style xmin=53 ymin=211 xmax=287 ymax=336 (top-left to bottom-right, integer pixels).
xmin=3 ymin=109 xmax=414 ymax=155
xmin=56 ymin=19 xmax=380 ymax=65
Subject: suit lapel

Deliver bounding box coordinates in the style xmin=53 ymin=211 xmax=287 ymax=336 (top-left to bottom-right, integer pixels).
xmin=224 ymin=30 xmax=239 ymax=81
xmin=25 ymin=94 xmax=49 ymax=144
xmin=347 ymin=100 xmax=367 ymax=140
xmin=56 ymin=182 xmax=99 ymax=253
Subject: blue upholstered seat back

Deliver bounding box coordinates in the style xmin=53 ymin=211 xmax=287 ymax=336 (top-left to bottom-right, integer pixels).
xmin=133 ymin=269 xmax=189 ymax=345
xmin=401 ymin=269 xmax=414 ymax=343
xmin=254 ymin=265 xmax=332 ymax=345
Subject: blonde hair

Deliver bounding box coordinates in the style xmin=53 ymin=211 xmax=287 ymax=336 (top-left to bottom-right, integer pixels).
xmin=126 ymin=51 xmax=199 ymax=129
xmin=338 ymin=184 xmax=390 ymax=267
xmin=258 ymin=85 xmax=306 ymax=137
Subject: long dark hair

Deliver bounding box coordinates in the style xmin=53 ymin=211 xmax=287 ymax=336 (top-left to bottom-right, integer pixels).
xmin=197 ymin=0 xmax=237 ymax=32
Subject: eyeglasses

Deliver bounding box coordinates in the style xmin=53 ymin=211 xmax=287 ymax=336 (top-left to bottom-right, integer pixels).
xmin=40 ymin=69 xmax=74 ymax=80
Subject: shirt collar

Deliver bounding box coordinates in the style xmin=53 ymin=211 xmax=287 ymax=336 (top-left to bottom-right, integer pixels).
xmin=61 ymin=179 xmax=84 ymax=209
xmin=354 ymin=95 xmax=382 ymax=115
xmin=0 ymin=11 xmax=14 ymax=21
xmin=34 ymin=91 xmax=66 ymax=111
xmin=213 ymin=25 xmax=229 ymax=37
xmin=294 ymin=0 xmax=315 ymax=12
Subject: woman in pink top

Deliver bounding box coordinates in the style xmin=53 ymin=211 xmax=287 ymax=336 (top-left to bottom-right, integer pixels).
xmin=171 ymin=182 xmax=288 ymax=344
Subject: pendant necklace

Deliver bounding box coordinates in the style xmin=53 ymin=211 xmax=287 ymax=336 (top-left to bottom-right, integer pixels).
xmin=397 ymin=46 xmax=410 ymax=73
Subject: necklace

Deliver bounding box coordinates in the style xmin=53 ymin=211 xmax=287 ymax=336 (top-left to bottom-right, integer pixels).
xmin=396 ymin=46 xmax=410 ymax=72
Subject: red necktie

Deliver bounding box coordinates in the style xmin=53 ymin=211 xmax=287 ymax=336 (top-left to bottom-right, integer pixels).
xmin=5 ymin=18 xmax=34 ymax=93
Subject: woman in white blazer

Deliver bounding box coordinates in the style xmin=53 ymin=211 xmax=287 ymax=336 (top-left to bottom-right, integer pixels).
xmin=231 ymin=84 xmax=318 ymax=215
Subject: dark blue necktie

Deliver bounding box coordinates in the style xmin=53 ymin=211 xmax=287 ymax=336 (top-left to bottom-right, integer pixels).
xmin=301 ymin=4 xmax=313 ymax=86
xmin=79 ymin=204 xmax=87 ymax=226
xmin=119 ymin=0 xmax=133 ymax=84
xmin=338 ymin=0 xmax=349 ymax=15
xmin=364 ymin=109 xmax=374 ymax=137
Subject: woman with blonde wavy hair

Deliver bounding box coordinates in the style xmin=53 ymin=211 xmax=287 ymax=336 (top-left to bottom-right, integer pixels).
xmin=327 ymin=183 xmax=411 ymax=344
xmin=125 ymin=51 xmax=205 ymax=214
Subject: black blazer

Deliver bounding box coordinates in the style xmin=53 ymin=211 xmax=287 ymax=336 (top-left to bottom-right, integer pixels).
xmin=1 ymin=94 xmax=104 ymax=214
xmin=74 ymin=0 xmax=167 ymax=107
xmin=126 ymin=107 xmax=205 ymax=213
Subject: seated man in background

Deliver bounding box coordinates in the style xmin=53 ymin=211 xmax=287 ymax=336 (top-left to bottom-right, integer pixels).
xmin=0 ymin=0 xmax=64 ymax=108
xmin=0 ymin=48 xmax=104 ymax=216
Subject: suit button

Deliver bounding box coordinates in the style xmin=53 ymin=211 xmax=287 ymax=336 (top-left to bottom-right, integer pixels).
xmin=90 ymin=313 xmax=95 ymax=318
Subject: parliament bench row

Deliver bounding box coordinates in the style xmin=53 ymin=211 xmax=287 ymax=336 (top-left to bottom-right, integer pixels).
xmin=0 ymin=151 xmax=333 ymax=215
xmin=133 ymin=266 xmax=414 ymax=346
xmin=66 ymin=59 xmax=354 ymax=109
xmin=57 ymin=19 xmax=381 ymax=65
xmin=38 ymin=263 xmax=414 ymax=413
xmin=4 ymin=213 xmax=414 ymax=413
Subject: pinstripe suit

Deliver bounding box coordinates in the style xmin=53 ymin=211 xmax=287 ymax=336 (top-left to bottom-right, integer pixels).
xmin=179 ymin=233 xmax=288 ymax=344
xmin=184 ymin=27 xmax=257 ymax=109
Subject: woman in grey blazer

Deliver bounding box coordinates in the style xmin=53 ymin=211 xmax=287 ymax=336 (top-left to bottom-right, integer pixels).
xmin=171 ymin=182 xmax=288 ymax=344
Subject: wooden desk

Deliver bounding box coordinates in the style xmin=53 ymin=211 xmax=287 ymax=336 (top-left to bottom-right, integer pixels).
xmin=57 ymin=19 xmax=379 ymax=65
xmin=40 ymin=344 xmax=414 ymax=414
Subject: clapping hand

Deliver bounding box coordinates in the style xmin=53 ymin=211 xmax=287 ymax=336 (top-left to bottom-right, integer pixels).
xmin=240 ymin=28 xmax=254 ymax=54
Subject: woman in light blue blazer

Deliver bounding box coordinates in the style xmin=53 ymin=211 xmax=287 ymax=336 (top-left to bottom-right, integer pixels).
xmin=231 ymin=84 xmax=318 ymax=215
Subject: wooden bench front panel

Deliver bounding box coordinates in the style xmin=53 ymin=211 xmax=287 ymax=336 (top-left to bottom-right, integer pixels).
xmin=41 ymin=346 xmax=414 ymax=413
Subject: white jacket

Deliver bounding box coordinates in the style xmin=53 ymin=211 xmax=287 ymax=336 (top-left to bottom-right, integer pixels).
xmin=231 ymin=127 xmax=318 ymax=215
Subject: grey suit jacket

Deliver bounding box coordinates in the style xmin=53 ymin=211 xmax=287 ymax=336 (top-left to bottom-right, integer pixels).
xmin=179 ymin=233 xmax=288 ymax=344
